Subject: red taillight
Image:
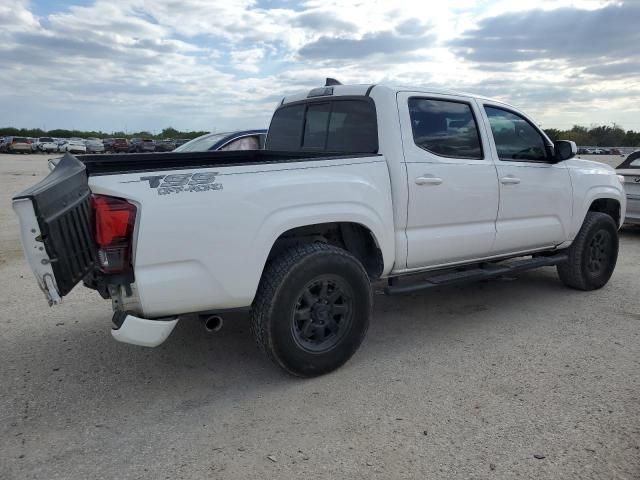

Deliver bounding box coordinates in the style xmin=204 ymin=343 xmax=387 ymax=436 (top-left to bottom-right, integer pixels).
xmin=91 ymin=195 xmax=137 ymax=273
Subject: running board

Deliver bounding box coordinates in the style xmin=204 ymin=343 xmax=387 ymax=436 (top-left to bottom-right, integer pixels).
xmin=384 ymin=254 xmax=568 ymax=295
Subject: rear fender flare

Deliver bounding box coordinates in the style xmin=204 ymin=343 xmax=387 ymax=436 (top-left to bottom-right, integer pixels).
xmin=248 ymin=203 xmax=394 ymax=297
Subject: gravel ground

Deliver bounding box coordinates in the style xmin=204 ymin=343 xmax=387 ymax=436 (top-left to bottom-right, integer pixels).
xmin=1 ymin=153 xmax=638 ymax=479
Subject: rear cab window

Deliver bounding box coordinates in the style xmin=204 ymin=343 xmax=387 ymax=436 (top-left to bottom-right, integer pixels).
xmin=266 ymin=98 xmax=378 ymax=154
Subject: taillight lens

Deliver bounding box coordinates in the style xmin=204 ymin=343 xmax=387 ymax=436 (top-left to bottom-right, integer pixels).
xmin=91 ymin=195 xmax=137 ymax=273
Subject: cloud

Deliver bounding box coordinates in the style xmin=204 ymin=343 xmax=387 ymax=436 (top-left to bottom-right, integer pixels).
xmin=298 ymin=30 xmax=435 ymax=60
xmin=293 ymin=11 xmax=356 ymax=31
xmin=584 ymin=61 xmax=640 ymax=77
xmin=0 ymin=0 xmax=639 ymax=133
xmin=451 ymin=3 xmax=640 ymax=65
xmin=395 ymin=18 xmax=430 ymax=36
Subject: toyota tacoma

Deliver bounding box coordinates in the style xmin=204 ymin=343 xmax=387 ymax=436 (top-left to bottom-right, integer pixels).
xmin=13 ymin=82 xmax=626 ymax=376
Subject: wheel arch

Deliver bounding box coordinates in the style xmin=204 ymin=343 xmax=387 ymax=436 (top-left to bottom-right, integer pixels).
xmin=263 ymin=221 xmax=386 ymax=280
xmin=588 ymin=197 xmax=621 ymax=227
xmin=572 ymin=186 xmax=624 ymax=238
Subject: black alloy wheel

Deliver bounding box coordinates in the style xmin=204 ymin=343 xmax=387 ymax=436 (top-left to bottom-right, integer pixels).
xmin=291 ymin=275 xmax=354 ymax=353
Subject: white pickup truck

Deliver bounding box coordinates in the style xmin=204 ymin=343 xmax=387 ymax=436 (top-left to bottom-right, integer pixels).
xmin=13 ymin=82 xmax=626 ymax=377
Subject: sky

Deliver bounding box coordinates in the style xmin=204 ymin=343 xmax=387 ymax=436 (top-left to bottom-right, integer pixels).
xmin=0 ymin=0 xmax=639 ymax=133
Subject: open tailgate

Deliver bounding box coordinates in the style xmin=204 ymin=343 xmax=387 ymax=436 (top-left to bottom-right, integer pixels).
xmin=12 ymin=154 xmax=96 ymax=305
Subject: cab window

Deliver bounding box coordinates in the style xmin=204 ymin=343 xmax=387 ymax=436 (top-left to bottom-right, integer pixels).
xmin=266 ymin=99 xmax=378 ymax=153
xmin=408 ymin=98 xmax=483 ymax=159
xmin=484 ymin=106 xmax=549 ymax=162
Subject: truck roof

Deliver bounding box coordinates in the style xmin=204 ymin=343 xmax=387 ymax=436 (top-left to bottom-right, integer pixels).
xmin=280 ymin=83 xmax=509 ymax=108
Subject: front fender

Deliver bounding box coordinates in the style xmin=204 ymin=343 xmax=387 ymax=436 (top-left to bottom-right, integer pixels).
xmin=571 ymin=185 xmax=626 ymax=238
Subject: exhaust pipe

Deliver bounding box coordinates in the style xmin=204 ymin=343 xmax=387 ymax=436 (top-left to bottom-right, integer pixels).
xmin=201 ymin=314 xmax=223 ymax=333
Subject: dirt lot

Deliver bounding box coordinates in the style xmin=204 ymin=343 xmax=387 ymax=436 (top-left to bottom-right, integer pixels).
xmin=1 ymin=153 xmax=639 ymax=479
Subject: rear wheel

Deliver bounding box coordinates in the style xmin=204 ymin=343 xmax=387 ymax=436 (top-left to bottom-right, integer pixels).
xmin=250 ymin=243 xmax=372 ymax=377
xmin=557 ymin=212 xmax=618 ymax=290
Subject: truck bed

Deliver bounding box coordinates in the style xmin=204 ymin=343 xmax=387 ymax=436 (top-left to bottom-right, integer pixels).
xmin=78 ymin=150 xmax=374 ymax=176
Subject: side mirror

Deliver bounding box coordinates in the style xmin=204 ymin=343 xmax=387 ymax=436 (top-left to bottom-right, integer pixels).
xmin=554 ymin=140 xmax=577 ymax=162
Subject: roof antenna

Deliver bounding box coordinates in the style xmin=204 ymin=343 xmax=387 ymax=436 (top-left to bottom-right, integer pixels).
xmin=325 ymin=78 xmax=342 ymax=86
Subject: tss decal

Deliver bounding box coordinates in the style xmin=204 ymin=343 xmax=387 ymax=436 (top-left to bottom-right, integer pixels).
xmin=125 ymin=172 xmax=223 ymax=195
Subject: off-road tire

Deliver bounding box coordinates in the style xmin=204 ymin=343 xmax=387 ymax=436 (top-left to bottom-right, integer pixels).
xmin=250 ymin=243 xmax=372 ymax=377
xmin=557 ymin=212 xmax=618 ymax=290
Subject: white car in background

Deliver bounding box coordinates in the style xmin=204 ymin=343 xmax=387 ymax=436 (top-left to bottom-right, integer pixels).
xmin=35 ymin=137 xmax=58 ymax=153
xmin=84 ymin=138 xmax=105 ymax=154
xmin=59 ymin=140 xmax=87 ymax=154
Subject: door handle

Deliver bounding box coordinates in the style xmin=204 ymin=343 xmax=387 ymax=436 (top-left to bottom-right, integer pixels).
xmin=500 ymin=176 xmax=521 ymax=185
xmin=415 ymin=175 xmax=443 ymax=186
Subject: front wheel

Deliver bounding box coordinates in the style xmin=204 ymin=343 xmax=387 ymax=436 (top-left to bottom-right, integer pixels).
xmin=250 ymin=243 xmax=372 ymax=377
xmin=557 ymin=212 xmax=619 ymax=290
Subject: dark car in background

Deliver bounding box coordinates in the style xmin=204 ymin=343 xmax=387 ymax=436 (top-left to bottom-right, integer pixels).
xmin=108 ymin=138 xmax=129 ymax=153
xmin=128 ymin=138 xmax=156 ymax=153
xmin=174 ymin=129 xmax=267 ymax=153
xmin=155 ymin=139 xmax=176 ymax=152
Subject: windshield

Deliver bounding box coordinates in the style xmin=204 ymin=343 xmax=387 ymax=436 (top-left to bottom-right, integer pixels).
xmin=174 ymin=132 xmax=229 ymax=152
xmin=39 ymin=137 xmax=54 ymax=142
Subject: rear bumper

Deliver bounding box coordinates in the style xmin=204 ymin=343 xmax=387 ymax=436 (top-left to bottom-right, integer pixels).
xmin=9 ymin=146 xmax=31 ymax=152
xmin=111 ymin=311 xmax=178 ymax=347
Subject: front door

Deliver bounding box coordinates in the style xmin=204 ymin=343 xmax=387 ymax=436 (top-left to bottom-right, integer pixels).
xmin=398 ymin=92 xmax=500 ymax=269
xmin=478 ymin=103 xmax=572 ymax=254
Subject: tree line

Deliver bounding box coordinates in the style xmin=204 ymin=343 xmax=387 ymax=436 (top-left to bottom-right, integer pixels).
xmin=543 ymin=124 xmax=640 ymax=147
xmin=0 ymin=127 xmax=209 ymax=140
xmin=2 ymin=123 xmax=640 ymax=147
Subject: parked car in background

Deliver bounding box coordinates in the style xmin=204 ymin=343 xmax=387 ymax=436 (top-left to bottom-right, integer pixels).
xmin=174 ymin=139 xmax=190 ymax=148
xmin=59 ymin=140 xmax=87 ymax=154
xmin=35 ymin=137 xmax=58 ymax=153
xmin=128 ymin=138 xmax=156 ymax=153
xmin=617 ymin=151 xmax=640 ymax=225
xmin=174 ymin=129 xmax=267 ymax=153
xmin=155 ymin=139 xmax=176 ymax=152
xmin=2 ymin=137 xmax=32 ymax=154
xmin=85 ymin=138 xmax=105 ymax=154
xmin=108 ymin=138 xmax=129 ymax=153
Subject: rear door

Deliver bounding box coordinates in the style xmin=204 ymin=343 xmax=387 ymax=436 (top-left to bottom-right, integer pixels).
xmin=398 ymin=92 xmax=500 ymax=268
xmin=12 ymin=154 xmax=96 ymax=304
